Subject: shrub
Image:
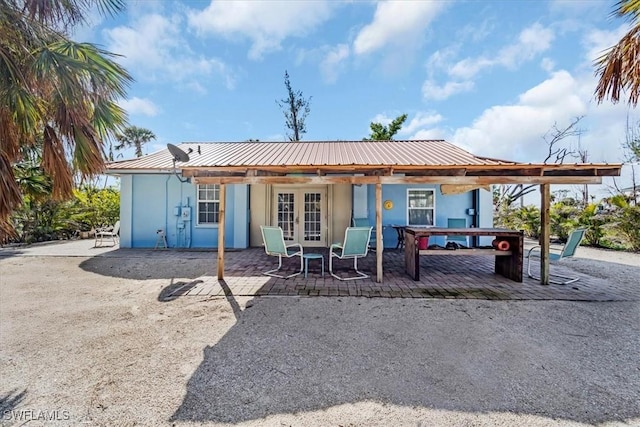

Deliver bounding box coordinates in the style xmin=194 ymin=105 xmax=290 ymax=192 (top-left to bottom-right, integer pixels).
xmin=614 ymin=205 xmax=640 ymax=251
xmin=550 ymin=201 xmax=580 ymax=242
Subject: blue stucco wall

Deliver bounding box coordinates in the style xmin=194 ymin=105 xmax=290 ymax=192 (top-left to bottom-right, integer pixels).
xmin=120 ymin=174 xmax=248 ymax=249
xmin=363 ymin=184 xmax=492 ymax=248
xmin=119 ymin=176 xmax=491 ymax=249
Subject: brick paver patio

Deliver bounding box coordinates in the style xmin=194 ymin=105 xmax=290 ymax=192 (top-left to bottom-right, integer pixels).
xmin=164 ymin=247 xmax=637 ymax=301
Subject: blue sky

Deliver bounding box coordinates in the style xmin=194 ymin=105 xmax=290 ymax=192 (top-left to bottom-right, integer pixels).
xmin=81 ymin=0 xmax=637 ymax=192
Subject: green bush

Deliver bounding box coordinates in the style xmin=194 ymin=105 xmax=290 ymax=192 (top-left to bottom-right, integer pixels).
xmin=578 ymin=204 xmax=608 ymax=247
xmin=11 ymin=185 xmax=120 ymax=243
xmin=69 ymin=186 xmax=120 ymax=230
xmin=493 ymin=205 xmax=540 ymax=238
xmin=614 ymin=205 xmax=640 ymax=251
xmin=550 ymin=201 xmax=580 ymax=242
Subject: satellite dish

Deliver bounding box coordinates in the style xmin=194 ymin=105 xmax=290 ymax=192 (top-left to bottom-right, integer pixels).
xmin=167 ymin=143 xmax=190 ymax=162
xmin=167 ymin=144 xmax=190 ymax=183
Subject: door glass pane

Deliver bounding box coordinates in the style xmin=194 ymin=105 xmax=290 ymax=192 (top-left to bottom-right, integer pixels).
xmin=304 ymin=192 xmax=321 ymax=241
xmin=277 ymin=193 xmax=295 ymax=241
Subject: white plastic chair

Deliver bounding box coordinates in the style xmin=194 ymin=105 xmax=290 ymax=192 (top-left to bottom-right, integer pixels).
xmin=94 ymin=221 xmax=120 ymax=247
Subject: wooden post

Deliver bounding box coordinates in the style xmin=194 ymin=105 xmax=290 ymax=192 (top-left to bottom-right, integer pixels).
xmin=539 ymin=184 xmax=550 ymax=285
xmin=217 ymin=183 xmax=226 ymax=280
xmin=376 ymin=182 xmax=383 ymax=283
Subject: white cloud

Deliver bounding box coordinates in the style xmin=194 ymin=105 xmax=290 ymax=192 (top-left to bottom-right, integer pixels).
xmin=187 ymin=1 xmax=333 ymax=60
xmin=452 ymin=70 xmax=589 ymax=161
xmin=447 ymin=68 xmax=638 ymax=181
xmin=411 ymin=128 xmax=447 ymax=140
xmin=369 ymin=113 xmax=394 ymax=126
xmin=320 ymin=44 xmax=350 ymax=84
xmin=400 ymin=112 xmax=443 ymax=135
xmin=118 ymin=97 xmax=159 ymax=117
xmin=104 ymin=13 xmax=236 ymax=91
xmin=422 ymin=79 xmax=474 ymax=101
xmin=583 ymin=24 xmax=629 ymax=63
xmin=425 ymin=46 xmax=460 ymax=76
xmin=449 ymin=23 xmax=554 ymax=79
xmin=540 ymin=57 xmax=555 ymax=73
xmin=353 ymin=1 xmax=447 ymax=55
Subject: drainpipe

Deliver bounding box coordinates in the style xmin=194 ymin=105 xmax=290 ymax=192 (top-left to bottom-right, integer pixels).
xmin=471 ymin=189 xmax=479 ymax=247
xmin=165 ymin=174 xmax=171 ymax=248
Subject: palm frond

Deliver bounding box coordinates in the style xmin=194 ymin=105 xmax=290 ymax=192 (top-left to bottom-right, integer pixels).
xmin=0 ymin=150 xmax=22 ymax=218
xmin=595 ymin=0 xmax=640 ymax=106
xmin=42 ymin=125 xmax=73 ymax=199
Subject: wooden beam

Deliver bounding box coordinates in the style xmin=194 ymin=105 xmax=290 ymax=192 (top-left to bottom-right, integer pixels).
xmin=217 ymin=183 xmax=226 ymax=280
xmin=193 ymin=175 xmax=604 ymax=185
xmin=406 ymin=168 xmax=467 ymax=176
xmin=539 ymin=184 xmax=550 ymax=285
xmin=376 ymin=183 xmax=383 ymax=283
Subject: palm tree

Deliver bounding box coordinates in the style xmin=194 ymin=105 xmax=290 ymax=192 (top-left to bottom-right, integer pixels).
xmin=0 ymin=0 xmax=131 ymax=240
xmin=115 ymin=126 xmax=156 ymax=158
xmin=594 ymin=0 xmax=640 ymax=106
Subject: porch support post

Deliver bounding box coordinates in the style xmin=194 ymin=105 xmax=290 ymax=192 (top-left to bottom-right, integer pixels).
xmin=376 ymin=182 xmax=383 ymax=283
xmin=539 ymin=184 xmax=550 ymax=285
xmin=217 ymin=183 xmax=226 ymax=280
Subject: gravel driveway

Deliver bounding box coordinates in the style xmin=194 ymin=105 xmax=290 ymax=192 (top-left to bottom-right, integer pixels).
xmin=0 ymin=243 xmax=638 ymax=426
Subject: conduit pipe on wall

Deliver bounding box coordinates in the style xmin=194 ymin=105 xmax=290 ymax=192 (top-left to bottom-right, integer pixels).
xmin=164 ymin=174 xmax=171 ymax=248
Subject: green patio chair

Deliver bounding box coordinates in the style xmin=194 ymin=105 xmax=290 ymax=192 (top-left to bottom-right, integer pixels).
xmin=329 ymin=226 xmax=372 ymax=281
xmin=352 ymin=217 xmax=378 ymax=250
xmin=526 ymin=228 xmax=587 ymax=284
xmin=260 ymin=226 xmax=304 ymax=279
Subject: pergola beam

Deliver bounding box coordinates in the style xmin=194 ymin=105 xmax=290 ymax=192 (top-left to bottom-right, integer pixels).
xmin=192 ymin=175 xmax=604 ymax=185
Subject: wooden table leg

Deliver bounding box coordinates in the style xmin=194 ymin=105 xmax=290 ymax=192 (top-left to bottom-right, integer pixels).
xmin=404 ymin=232 xmax=419 ymax=280
xmin=494 ymin=235 xmax=523 ymax=282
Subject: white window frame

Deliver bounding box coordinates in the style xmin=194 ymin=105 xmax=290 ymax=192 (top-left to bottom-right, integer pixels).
xmin=406 ymin=188 xmax=436 ymax=226
xmin=196 ymin=184 xmax=220 ymax=227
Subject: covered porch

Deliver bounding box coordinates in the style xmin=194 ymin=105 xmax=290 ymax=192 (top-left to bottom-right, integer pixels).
xmin=186 ymin=156 xmax=621 ymax=286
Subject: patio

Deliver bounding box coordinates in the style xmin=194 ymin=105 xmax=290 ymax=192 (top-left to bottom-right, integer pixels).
xmin=164 ymin=247 xmax=636 ymax=302
xmin=2 ymin=239 xmax=636 ymax=302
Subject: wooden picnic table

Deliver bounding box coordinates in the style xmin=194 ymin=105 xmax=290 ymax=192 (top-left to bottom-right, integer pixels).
xmin=404 ymin=227 xmax=524 ymax=282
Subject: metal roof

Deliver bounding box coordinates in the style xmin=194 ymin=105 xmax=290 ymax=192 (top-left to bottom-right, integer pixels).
xmin=106 ymin=140 xmax=514 ymax=170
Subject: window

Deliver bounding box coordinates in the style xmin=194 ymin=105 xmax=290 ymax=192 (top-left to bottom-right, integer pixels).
xmin=197 ymin=184 xmax=220 ymax=225
xmin=407 ymin=189 xmax=435 ymax=226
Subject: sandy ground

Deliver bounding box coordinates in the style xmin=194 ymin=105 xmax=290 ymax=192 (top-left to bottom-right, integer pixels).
xmin=0 ymin=244 xmax=639 ymax=426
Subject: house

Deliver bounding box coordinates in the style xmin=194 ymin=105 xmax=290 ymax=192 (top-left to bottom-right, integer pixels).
xmin=106 ymin=140 xmax=621 ymax=283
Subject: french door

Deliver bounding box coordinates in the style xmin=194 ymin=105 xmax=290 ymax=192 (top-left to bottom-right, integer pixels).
xmin=272 ymin=186 xmax=327 ymax=247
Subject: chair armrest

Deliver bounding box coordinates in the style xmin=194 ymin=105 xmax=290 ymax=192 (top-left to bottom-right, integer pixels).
xmin=286 ymin=243 xmax=303 ymax=254
xmin=527 ymin=245 xmax=540 ymax=259
xmin=329 ymin=243 xmax=342 ymax=255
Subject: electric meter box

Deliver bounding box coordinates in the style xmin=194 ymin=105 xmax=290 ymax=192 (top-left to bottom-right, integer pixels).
xmin=181 ymin=206 xmax=191 ymax=221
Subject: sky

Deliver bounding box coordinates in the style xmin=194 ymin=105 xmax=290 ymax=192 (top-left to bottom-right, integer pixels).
xmin=80 ymin=0 xmax=638 ymax=197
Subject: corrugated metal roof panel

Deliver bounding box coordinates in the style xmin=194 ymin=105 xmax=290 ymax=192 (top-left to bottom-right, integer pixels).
xmin=106 ymin=140 xmax=514 ymax=170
